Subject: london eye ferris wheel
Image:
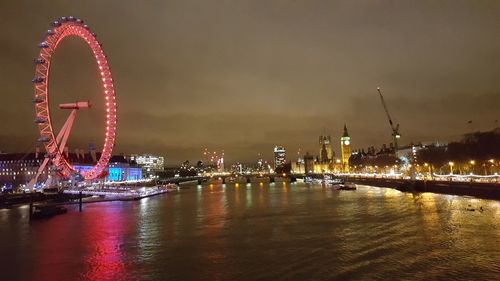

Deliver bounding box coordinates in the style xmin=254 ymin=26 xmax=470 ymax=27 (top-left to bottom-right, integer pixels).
xmin=30 ymin=16 xmax=117 ymax=188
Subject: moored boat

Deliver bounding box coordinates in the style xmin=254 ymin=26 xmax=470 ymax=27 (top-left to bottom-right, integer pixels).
xmin=323 ymin=174 xmax=344 ymax=185
xmin=31 ymin=205 xmax=67 ymax=220
xmin=331 ymin=182 xmax=357 ymax=191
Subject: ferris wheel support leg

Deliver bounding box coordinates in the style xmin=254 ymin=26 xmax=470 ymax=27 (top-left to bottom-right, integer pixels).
xmin=29 ymin=110 xmax=78 ymax=191
xmin=49 ymin=109 xmax=77 ymax=168
xmin=48 ymin=109 xmax=78 ymax=188
xmin=56 ymin=109 xmax=78 ymax=145
xmin=56 ymin=109 xmax=77 ymax=155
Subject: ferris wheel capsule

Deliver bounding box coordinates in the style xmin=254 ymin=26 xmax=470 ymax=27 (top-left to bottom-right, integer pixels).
xmin=32 ymin=77 xmax=45 ymax=83
xmin=38 ymin=42 xmax=49 ymax=48
xmin=32 ymin=97 xmax=44 ymax=103
xmin=34 ymin=117 xmax=47 ymax=124
xmin=34 ymin=58 xmax=46 ymax=64
xmin=44 ymin=153 xmax=56 ymax=159
xmin=37 ymin=136 xmax=50 ymax=143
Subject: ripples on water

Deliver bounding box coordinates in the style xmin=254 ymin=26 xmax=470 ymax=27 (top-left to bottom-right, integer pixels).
xmin=0 ymin=183 xmax=499 ymax=281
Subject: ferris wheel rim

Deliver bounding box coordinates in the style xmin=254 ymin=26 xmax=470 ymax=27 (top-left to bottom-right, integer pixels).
xmin=33 ymin=16 xmax=117 ymax=180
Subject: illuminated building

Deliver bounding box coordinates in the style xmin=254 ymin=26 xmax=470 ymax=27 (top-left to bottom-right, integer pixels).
xmin=201 ymin=148 xmax=225 ymax=173
xmin=256 ymin=158 xmax=272 ymax=173
xmin=217 ymin=151 xmax=225 ymax=172
xmin=257 ymin=158 xmax=264 ymax=170
xmin=231 ymin=163 xmax=243 ymax=174
xmin=70 ymin=155 xmax=142 ymax=182
xmin=0 ymin=152 xmax=45 ymax=189
xmin=0 ymin=152 xmax=142 ymax=189
xmin=313 ymin=159 xmax=331 ymax=173
xmin=340 ymin=124 xmax=351 ymax=172
xmin=291 ymin=156 xmax=305 ymax=174
xmin=274 ymin=146 xmax=286 ymax=169
xmin=319 ymin=135 xmax=334 ymax=163
xmin=130 ymin=154 xmax=165 ymax=172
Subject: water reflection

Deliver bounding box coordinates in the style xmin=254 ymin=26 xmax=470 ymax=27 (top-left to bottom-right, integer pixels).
xmin=80 ymin=203 xmax=129 ymax=281
xmin=136 ymin=198 xmax=162 ymax=264
xmin=246 ymin=186 xmax=253 ymax=209
xmin=0 ymin=183 xmax=499 ymax=281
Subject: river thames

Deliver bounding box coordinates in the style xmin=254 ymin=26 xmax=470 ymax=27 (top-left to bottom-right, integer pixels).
xmin=1 ymin=183 xmax=499 ymax=281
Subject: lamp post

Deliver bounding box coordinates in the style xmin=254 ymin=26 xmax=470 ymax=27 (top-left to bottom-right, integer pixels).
xmin=469 ymin=160 xmax=475 ymax=175
xmin=424 ymin=163 xmax=431 ymax=180
xmin=448 ymin=161 xmax=454 ymax=175
xmin=488 ymin=159 xmax=496 ymax=174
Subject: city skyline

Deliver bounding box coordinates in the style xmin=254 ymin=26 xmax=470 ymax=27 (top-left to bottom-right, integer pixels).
xmin=1 ymin=1 xmax=500 ymax=164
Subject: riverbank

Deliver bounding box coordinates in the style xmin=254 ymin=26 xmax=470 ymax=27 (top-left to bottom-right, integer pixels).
xmin=0 ymin=185 xmax=178 ymax=209
xmin=341 ymin=176 xmax=500 ymax=200
xmin=0 ymin=192 xmax=73 ymax=209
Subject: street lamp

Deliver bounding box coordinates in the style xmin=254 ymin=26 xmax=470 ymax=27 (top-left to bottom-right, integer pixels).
xmin=448 ymin=161 xmax=454 ymax=175
xmin=489 ymin=159 xmax=497 ymax=175
xmin=469 ymin=160 xmax=475 ymax=175
xmin=424 ymin=163 xmax=431 ymax=179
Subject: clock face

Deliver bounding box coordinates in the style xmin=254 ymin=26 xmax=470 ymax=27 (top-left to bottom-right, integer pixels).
xmin=344 ymin=140 xmax=350 ymax=146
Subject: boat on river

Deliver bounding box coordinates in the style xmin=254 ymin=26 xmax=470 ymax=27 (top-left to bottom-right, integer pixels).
xmin=30 ymin=205 xmax=67 ymax=220
xmin=304 ymin=175 xmax=344 ymax=185
xmin=332 ymin=182 xmax=357 ymax=191
xmin=323 ymin=174 xmax=344 ymax=185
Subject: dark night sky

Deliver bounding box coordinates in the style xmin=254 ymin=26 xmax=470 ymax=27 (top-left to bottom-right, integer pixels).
xmin=1 ymin=1 xmax=500 ymax=165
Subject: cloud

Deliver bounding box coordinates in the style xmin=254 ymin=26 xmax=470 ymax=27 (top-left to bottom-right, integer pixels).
xmin=1 ymin=1 xmax=500 ymax=165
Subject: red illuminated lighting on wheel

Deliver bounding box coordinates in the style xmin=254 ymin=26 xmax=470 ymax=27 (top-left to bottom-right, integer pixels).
xmin=33 ymin=17 xmax=117 ymax=180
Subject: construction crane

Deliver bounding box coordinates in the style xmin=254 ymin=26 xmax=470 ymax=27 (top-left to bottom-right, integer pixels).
xmin=377 ymin=87 xmax=401 ymax=152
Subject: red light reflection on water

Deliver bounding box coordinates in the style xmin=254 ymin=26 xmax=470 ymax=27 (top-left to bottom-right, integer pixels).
xmin=28 ymin=217 xmax=78 ymax=281
xmin=27 ymin=203 xmax=137 ymax=281
xmin=79 ymin=204 xmax=134 ymax=281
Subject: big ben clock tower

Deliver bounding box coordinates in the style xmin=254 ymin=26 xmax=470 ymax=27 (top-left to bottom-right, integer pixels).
xmin=340 ymin=124 xmax=351 ymax=173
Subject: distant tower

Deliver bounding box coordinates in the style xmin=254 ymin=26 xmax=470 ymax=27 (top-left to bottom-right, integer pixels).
xmin=217 ymin=151 xmax=225 ymax=172
xmin=319 ymin=135 xmax=333 ymax=163
xmin=303 ymin=152 xmax=315 ymax=174
xmin=273 ymin=146 xmax=286 ymax=170
xmin=340 ymin=125 xmax=351 ymax=172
